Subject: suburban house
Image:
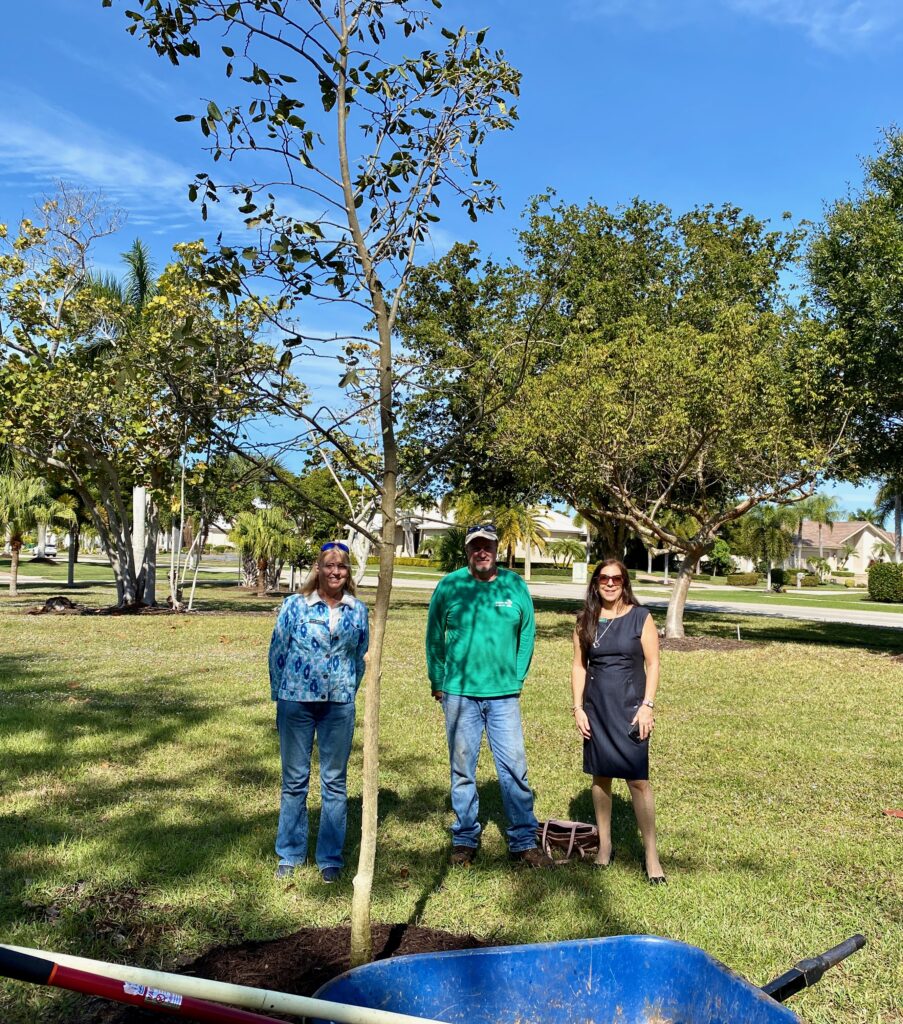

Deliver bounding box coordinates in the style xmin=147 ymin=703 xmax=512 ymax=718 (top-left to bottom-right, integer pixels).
xmin=396 ymin=506 xmax=588 ymax=563
xmin=783 ymin=519 xmax=895 ymax=574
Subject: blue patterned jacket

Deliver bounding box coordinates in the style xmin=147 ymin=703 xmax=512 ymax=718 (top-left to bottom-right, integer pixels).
xmin=268 ymin=592 xmax=369 ymax=703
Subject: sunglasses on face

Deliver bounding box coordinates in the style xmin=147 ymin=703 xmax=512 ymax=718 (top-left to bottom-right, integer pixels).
xmin=321 ymin=541 xmax=350 ymax=553
xmin=598 ymin=574 xmax=624 ymax=587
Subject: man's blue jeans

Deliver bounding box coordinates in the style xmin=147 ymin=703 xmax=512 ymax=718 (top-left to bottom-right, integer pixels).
xmin=442 ymin=694 xmax=539 ymax=853
xmin=275 ymin=698 xmax=356 ymax=869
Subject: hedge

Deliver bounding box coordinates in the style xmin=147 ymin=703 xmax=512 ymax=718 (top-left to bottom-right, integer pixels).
xmin=868 ymin=562 xmax=903 ymax=602
xmin=691 ymin=573 xmax=712 ymax=582
xmin=797 ymin=574 xmax=821 ymax=587
xmin=367 ymin=556 xmax=437 ymax=567
xmin=726 ymin=573 xmax=759 ymax=586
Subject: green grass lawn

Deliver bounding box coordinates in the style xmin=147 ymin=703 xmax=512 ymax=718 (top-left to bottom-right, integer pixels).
xmin=633 ymin=584 xmax=903 ymax=614
xmin=0 ymin=584 xmax=900 ymax=1023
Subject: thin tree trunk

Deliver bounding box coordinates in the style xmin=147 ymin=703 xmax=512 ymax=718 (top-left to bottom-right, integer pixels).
xmin=647 ymin=547 xmax=653 ymax=573
xmin=132 ymin=486 xmax=147 ymax=596
xmin=895 ymin=493 xmax=901 ymax=564
xmin=143 ymin=497 xmax=159 ymax=606
xmin=663 ymin=550 xmax=670 ymax=583
xmin=35 ymin=523 xmax=47 ymax=558
xmin=766 ymin=564 xmax=772 ymax=590
xmin=9 ymin=543 xmax=20 ymax=597
xmin=818 ymin=524 xmax=824 ymax=560
xmin=664 ymin=549 xmax=701 ymax=638
xmin=524 ymin=542 xmax=532 ymax=581
xmin=257 ymin=557 xmax=268 ymax=597
xmin=67 ymin=523 xmax=79 ymax=588
xmin=350 ymin=504 xmax=396 ymax=966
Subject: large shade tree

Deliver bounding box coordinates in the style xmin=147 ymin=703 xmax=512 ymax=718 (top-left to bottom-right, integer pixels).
xmin=809 ymin=129 xmax=903 ymax=562
xmin=0 ymin=199 xmax=294 ymax=607
xmin=411 ymin=197 xmax=850 ymax=636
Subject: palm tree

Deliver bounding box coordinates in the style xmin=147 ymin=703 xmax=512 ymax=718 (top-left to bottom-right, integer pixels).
xmin=435 ymin=527 xmax=468 ymax=573
xmin=0 ymin=474 xmax=77 ymax=597
xmin=739 ymin=504 xmax=797 ymax=590
xmin=807 ymin=494 xmax=841 ymax=561
xmin=876 ymin=477 xmax=902 ymax=563
xmin=848 ymin=507 xmax=886 ymax=527
xmin=547 ymin=538 xmax=585 ymax=568
xmin=88 ymin=240 xmax=163 ymax=603
xmin=491 ymin=503 xmax=549 ymax=574
xmin=229 ymin=508 xmax=297 ymax=596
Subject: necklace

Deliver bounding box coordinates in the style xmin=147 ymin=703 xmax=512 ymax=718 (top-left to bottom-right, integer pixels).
xmin=593 ymin=603 xmax=626 ymax=647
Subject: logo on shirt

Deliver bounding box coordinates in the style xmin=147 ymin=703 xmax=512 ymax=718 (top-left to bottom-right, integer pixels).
xmin=495 ymin=599 xmax=513 ymax=608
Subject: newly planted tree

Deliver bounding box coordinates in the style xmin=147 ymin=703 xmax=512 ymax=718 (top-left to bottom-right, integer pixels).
xmin=113 ymin=0 xmax=523 ymax=961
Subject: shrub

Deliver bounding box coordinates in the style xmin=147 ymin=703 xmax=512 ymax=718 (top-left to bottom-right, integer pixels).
xmin=798 ymin=574 xmax=821 ymax=587
xmin=726 ymin=573 xmax=759 ymax=586
xmin=868 ymin=562 xmax=903 ymax=602
xmin=771 ymin=568 xmax=787 ymax=587
xmin=833 ymin=569 xmax=854 ymax=577
xmin=366 ymin=556 xmax=437 ymax=567
xmin=691 ymin=573 xmax=711 ymax=582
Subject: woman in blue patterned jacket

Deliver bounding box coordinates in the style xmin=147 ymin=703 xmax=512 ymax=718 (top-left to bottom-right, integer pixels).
xmin=268 ymin=541 xmax=369 ymax=883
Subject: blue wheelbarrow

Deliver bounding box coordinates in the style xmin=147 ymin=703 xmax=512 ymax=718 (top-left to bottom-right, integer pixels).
xmin=314 ymin=933 xmax=864 ymax=1024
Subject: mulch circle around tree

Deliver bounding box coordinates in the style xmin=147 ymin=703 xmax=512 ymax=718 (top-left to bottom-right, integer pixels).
xmin=81 ymin=924 xmax=488 ymax=1024
xmin=659 ymin=636 xmax=754 ymax=652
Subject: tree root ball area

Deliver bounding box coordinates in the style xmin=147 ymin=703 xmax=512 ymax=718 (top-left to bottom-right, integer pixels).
xmin=83 ymin=924 xmax=488 ymax=1023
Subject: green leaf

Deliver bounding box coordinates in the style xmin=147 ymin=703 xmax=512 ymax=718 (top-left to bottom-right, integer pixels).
xmin=207 ymin=100 xmax=224 ymax=121
xmin=175 ymin=114 xmax=196 ymax=122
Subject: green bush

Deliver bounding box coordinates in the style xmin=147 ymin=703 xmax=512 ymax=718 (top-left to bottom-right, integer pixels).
xmin=833 ymin=569 xmax=854 ymax=577
xmin=771 ymin=568 xmax=787 ymax=587
xmin=868 ymin=562 xmax=903 ymax=602
xmin=726 ymin=573 xmax=759 ymax=586
xmin=691 ymin=573 xmax=712 ymax=582
xmin=799 ymin=574 xmax=821 ymax=587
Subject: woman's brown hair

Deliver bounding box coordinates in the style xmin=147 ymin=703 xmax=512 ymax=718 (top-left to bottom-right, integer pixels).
xmin=575 ymin=558 xmax=638 ymax=656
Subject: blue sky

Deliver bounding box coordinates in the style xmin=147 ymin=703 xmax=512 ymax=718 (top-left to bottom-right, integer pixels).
xmin=3 ymin=0 xmax=902 ymax=513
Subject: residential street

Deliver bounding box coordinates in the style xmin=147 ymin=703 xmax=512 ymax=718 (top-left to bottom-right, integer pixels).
xmin=366 ymin=575 xmax=903 ymax=631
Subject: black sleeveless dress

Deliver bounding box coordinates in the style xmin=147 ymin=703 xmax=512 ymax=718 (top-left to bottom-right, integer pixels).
xmin=583 ymin=604 xmax=651 ymax=780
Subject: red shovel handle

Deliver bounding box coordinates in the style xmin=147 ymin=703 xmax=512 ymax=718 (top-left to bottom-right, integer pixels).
xmin=0 ymin=946 xmax=287 ymax=1024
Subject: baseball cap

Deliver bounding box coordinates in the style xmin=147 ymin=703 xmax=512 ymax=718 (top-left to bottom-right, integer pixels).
xmin=465 ymin=523 xmax=498 ymax=544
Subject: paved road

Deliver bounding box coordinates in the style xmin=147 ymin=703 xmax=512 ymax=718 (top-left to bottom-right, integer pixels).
xmin=369 ymin=575 xmax=903 ymax=631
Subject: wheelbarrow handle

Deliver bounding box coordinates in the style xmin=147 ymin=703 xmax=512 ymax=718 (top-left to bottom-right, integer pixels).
xmin=761 ymin=934 xmax=866 ymax=1003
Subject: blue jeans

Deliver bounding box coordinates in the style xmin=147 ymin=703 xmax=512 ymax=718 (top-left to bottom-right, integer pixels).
xmin=442 ymin=694 xmax=539 ymax=853
xmin=275 ymin=699 xmax=356 ymax=869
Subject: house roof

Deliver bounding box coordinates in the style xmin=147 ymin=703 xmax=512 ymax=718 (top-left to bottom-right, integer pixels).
xmin=798 ymin=519 xmax=892 ymax=549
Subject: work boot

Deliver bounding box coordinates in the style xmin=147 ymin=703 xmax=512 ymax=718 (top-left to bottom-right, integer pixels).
xmin=449 ymin=845 xmax=477 ymax=867
xmin=509 ymin=846 xmax=556 ymax=869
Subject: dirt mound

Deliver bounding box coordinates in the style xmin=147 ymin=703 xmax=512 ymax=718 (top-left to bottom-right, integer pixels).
xmin=27 ymin=595 xmax=80 ymax=615
xmin=82 ymin=924 xmax=488 ymax=1023
xmin=659 ymin=636 xmax=754 ymax=652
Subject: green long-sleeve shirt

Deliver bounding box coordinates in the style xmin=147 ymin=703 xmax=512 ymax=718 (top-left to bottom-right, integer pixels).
xmin=425 ymin=567 xmax=536 ymax=697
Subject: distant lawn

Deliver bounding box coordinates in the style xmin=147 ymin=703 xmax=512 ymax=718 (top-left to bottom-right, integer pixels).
xmin=633 ymin=584 xmax=903 ymax=614
xmin=0 ymin=586 xmax=900 ymax=1023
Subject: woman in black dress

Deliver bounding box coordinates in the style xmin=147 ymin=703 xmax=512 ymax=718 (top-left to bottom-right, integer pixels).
xmin=571 ymin=559 xmax=664 ymax=883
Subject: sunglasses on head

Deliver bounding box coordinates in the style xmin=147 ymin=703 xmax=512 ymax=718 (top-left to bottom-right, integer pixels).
xmin=321 ymin=541 xmax=350 ymax=553
xmin=598 ymin=573 xmax=624 ymax=587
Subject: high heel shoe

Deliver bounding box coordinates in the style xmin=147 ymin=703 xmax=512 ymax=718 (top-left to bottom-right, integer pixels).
xmin=592 ymin=849 xmax=615 ymax=869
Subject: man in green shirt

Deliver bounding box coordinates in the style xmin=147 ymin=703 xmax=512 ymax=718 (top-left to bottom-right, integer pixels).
xmin=426 ymin=524 xmax=554 ymax=868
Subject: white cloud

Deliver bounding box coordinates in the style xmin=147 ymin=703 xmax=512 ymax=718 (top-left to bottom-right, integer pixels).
xmin=728 ymin=0 xmax=903 ymax=50
xmin=571 ymin=0 xmax=903 ymax=50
